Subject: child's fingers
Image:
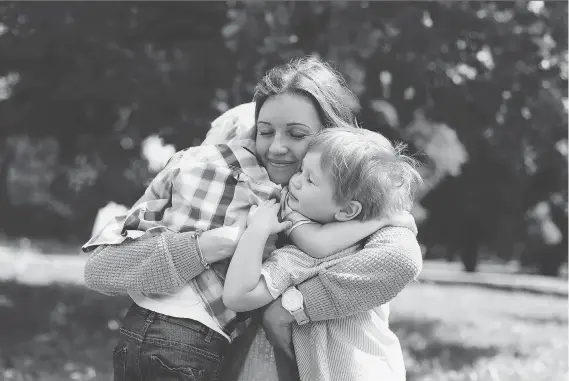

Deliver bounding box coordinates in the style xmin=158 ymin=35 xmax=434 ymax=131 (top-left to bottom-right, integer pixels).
xmin=285 ymin=221 xmax=293 ymax=230
xmin=277 ymin=221 xmax=293 ymax=232
xmin=248 ymin=205 xmax=258 ymax=216
xmin=261 ymin=198 xmax=278 ymax=207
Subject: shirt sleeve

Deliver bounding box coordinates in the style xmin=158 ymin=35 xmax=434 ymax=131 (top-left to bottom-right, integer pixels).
xmin=279 ymin=187 xmax=315 ymax=236
xmin=83 ymin=230 xmax=205 ymax=295
xmin=297 ymin=226 xmax=423 ymax=322
xmin=260 ymin=246 xmax=320 ymax=298
xmin=259 ymin=271 xmax=282 ymax=299
xmin=83 ymin=148 xmax=235 ymax=295
xmin=283 ymin=212 xmax=315 ymax=236
xmin=82 ymin=150 xmax=184 ymax=250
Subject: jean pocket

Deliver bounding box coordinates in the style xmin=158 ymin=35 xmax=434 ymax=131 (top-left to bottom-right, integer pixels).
xmin=150 ymin=354 xmax=201 ymax=381
xmin=112 ymin=343 xmax=128 ymax=381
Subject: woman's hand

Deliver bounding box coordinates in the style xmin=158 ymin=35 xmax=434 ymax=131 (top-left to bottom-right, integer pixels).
xmin=262 ymin=297 xmax=295 ymax=359
xmin=198 ymin=224 xmax=245 ymax=264
xmin=247 ymin=200 xmax=291 ymax=235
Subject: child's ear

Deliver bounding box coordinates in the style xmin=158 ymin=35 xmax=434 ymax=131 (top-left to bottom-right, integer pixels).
xmin=334 ymin=201 xmax=362 ymax=222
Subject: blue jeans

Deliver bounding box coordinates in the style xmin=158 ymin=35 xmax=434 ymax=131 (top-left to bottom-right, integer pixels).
xmin=113 ymin=303 xmax=230 ymax=381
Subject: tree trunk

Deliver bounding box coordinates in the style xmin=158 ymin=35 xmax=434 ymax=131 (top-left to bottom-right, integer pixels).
xmin=539 ymin=245 xmax=564 ymax=277
xmin=0 ymin=145 xmax=16 ymax=230
xmin=461 ymin=246 xmax=478 ymax=273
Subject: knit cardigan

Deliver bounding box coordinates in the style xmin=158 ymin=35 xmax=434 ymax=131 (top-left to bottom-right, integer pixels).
xmin=83 ymin=226 xmax=422 ymax=321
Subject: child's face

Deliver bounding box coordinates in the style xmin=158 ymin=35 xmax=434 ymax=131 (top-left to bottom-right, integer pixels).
xmin=287 ymin=150 xmax=344 ymax=224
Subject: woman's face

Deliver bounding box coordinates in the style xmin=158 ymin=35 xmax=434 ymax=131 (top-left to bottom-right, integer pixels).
xmin=255 ymin=93 xmax=323 ymax=185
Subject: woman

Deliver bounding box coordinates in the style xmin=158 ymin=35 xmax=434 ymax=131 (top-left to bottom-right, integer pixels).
xmin=83 ymin=57 xmax=422 ymax=380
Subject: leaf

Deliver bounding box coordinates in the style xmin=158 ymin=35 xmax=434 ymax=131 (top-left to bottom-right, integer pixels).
xmin=404 ymin=110 xmax=469 ymax=177
xmin=0 ymin=295 xmax=13 ymax=307
xmin=370 ymin=99 xmax=399 ymax=128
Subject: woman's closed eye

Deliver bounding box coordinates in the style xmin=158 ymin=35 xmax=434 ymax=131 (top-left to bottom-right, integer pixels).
xmin=290 ymin=132 xmax=307 ymax=140
xmin=257 ymin=129 xmax=274 ymax=137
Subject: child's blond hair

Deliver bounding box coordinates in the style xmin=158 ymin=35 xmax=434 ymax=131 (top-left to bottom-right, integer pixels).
xmin=308 ymin=128 xmax=423 ymax=221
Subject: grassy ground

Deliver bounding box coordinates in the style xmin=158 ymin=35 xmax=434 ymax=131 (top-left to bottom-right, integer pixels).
xmin=391 ymin=283 xmax=567 ymax=381
xmin=0 ymin=281 xmax=566 ymax=381
xmin=0 ymin=282 xmax=129 ymax=381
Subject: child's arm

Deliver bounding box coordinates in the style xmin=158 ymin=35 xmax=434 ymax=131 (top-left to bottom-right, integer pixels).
xmin=223 ymin=200 xmax=291 ymax=312
xmin=223 ymin=225 xmax=275 ymax=312
xmin=289 ymin=213 xmax=413 ymax=259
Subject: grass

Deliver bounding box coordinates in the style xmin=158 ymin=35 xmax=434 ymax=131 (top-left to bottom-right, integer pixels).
xmin=0 ymin=281 xmax=566 ymax=381
xmin=0 ymin=283 xmax=130 ymax=381
xmin=390 ymin=283 xmax=568 ymax=381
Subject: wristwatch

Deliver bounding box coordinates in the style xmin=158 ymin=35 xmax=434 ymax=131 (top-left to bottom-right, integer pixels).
xmin=281 ymin=287 xmax=309 ymax=325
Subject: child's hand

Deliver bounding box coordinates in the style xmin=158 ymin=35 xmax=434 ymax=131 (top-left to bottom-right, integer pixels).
xmin=247 ymin=199 xmax=291 ymax=235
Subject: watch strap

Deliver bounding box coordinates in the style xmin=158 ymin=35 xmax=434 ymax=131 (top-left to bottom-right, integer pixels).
xmin=290 ymin=307 xmax=309 ymax=325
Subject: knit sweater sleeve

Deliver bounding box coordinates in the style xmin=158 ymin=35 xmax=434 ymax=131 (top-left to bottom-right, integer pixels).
xmin=83 ymin=230 xmax=207 ymax=296
xmin=298 ymin=226 xmax=422 ymax=322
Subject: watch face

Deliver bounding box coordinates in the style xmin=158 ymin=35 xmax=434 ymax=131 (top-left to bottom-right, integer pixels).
xmin=282 ymin=289 xmax=303 ymax=310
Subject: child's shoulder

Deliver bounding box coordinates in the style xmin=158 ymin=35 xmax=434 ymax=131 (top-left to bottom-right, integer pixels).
xmin=173 ymin=143 xmax=259 ymax=173
xmin=172 ymin=144 xmax=274 ymax=188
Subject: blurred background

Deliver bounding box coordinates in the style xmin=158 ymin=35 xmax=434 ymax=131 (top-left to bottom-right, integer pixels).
xmin=0 ymin=1 xmax=566 ymax=381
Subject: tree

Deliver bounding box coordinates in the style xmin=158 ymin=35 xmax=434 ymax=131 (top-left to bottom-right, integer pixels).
xmin=0 ymin=2 xmax=232 ymax=239
xmin=0 ymin=1 xmax=565 ymax=275
xmin=223 ymin=0 xmax=568 ymax=274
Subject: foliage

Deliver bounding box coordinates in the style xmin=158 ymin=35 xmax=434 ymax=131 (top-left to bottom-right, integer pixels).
xmin=223 ymin=0 xmax=568 ymax=273
xmin=0 ymin=2 xmax=232 ymax=239
xmin=0 ymin=1 xmax=566 ymax=274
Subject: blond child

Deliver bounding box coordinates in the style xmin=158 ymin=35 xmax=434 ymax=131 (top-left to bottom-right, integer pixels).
xmin=223 ymin=127 xmax=423 ymax=381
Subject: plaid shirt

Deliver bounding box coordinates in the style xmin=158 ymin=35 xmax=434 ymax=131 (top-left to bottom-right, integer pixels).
xmin=83 ymin=137 xmax=281 ymax=339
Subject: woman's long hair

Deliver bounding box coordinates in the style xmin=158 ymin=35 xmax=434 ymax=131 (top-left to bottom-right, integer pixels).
xmin=254 ymin=57 xmax=361 ymax=129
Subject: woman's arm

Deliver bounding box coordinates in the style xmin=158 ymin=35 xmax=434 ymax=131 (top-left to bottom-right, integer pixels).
xmin=298 ymin=226 xmax=422 ymax=321
xmin=261 ymin=226 xmax=421 ymax=354
xmin=84 ymin=225 xmax=243 ymax=295
xmin=84 ymin=230 xmax=200 ymax=295
xmin=83 ymin=144 xmax=250 ymax=296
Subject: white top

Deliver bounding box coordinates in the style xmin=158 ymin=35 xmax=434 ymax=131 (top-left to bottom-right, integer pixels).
xmin=261 ymin=243 xmax=406 ymax=381
xmin=129 ymin=286 xmax=231 ymax=341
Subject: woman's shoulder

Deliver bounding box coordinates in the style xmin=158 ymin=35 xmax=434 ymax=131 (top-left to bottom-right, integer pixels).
xmin=370 ymin=225 xmax=418 ymax=239
xmin=367 ymin=226 xmax=422 ymax=257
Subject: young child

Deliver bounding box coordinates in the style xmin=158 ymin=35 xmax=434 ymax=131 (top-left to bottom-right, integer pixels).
xmin=223 ymin=128 xmax=423 ymax=381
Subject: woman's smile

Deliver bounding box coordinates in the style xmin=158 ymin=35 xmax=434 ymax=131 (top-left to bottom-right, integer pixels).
xmin=255 ymin=93 xmax=323 ymax=185
xmin=268 ymin=159 xmax=296 ymax=168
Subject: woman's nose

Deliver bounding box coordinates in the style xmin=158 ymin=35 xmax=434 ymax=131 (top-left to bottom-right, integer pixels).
xmin=268 ymin=134 xmax=288 ymax=155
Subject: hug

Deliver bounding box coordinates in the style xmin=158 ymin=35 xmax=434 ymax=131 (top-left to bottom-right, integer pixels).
xmin=83 ymin=57 xmax=423 ymax=381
